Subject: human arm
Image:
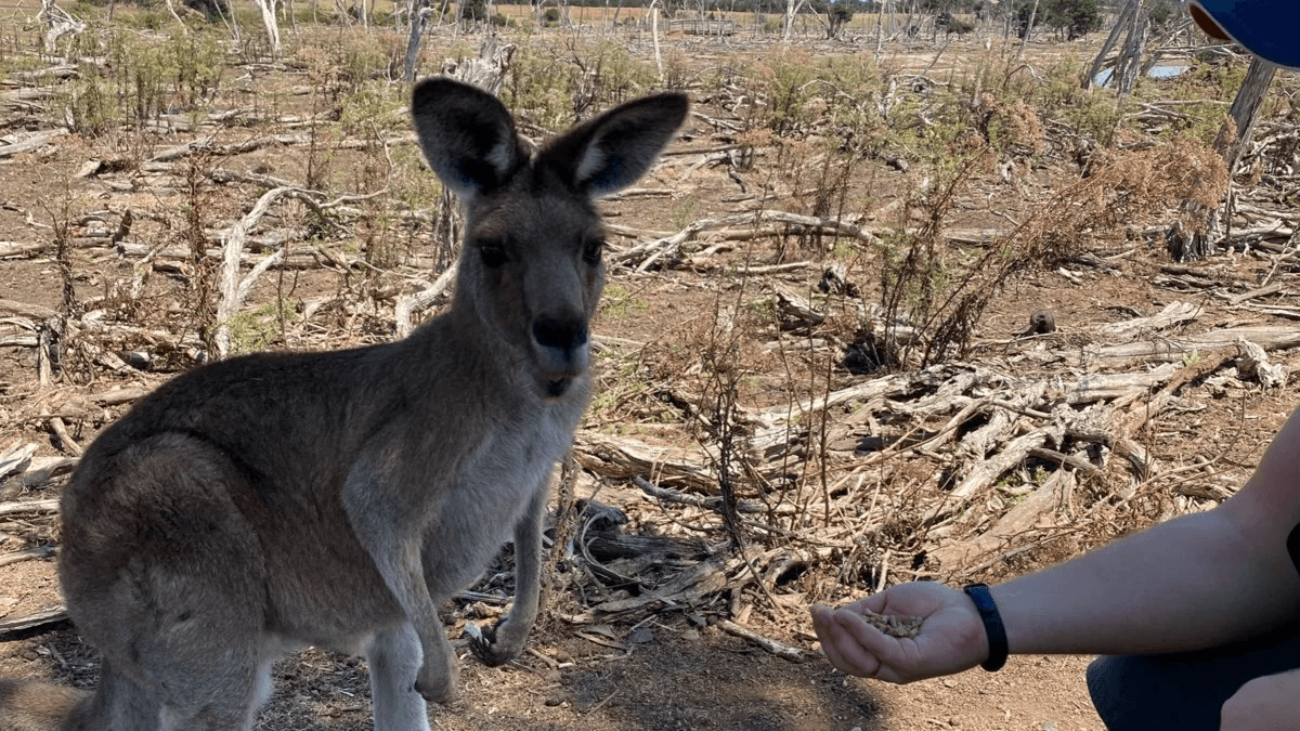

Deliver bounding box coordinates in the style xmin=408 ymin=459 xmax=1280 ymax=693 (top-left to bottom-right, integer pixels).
xmin=1220 ymin=667 xmax=1300 ymax=731
xmin=812 ymin=406 xmax=1300 ymax=681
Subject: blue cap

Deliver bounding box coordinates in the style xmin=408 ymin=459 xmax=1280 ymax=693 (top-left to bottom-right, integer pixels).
xmin=1186 ymin=1 xmax=1300 ymax=70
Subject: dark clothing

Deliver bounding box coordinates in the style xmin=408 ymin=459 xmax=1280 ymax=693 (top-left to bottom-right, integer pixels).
xmin=1087 ymin=623 xmax=1300 ymax=730
xmin=1088 ymin=522 xmax=1300 ymax=730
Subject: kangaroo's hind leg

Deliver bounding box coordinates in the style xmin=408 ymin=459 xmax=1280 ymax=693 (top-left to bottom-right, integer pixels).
xmin=59 ymin=434 xmax=275 ymax=731
xmin=367 ymin=623 xmax=431 ymax=731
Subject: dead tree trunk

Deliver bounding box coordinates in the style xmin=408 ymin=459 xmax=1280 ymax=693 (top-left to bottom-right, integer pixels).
xmin=1217 ymin=57 xmax=1277 ymax=173
xmin=1168 ymin=57 xmax=1277 ymax=262
xmin=1111 ymin=1 xmax=1148 ymax=95
xmin=38 ymin=0 xmax=85 ymax=59
xmin=404 ymin=0 xmax=431 ymax=81
xmin=251 ymin=0 xmax=282 ymax=56
xmin=648 ymin=0 xmax=663 ymax=81
xmin=1084 ymin=0 xmax=1137 ymax=89
xmin=1013 ymin=0 xmax=1038 ymax=61
xmin=782 ymin=0 xmax=806 ymax=40
xmin=874 ymin=0 xmax=885 ymax=59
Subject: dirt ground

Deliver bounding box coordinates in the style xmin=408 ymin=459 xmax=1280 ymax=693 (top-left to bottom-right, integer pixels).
xmin=1 ymin=15 xmax=1297 ymax=731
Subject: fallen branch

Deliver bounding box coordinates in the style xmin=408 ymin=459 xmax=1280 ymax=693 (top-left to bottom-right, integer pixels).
xmin=931 ymin=471 xmax=1074 ymax=571
xmin=609 ymin=210 xmax=882 ymax=271
xmin=394 ymin=261 xmax=458 ymax=338
xmin=0 ymin=546 xmax=55 ymax=568
xmin=0 ymin=499 xmax=60 ymax=517
xmin=0 ymin=130 xmax=64 ymax=158
xmin=214 ymin=186 xmax=317 ymax=357
xmin=0 ymin=605 xmax=69 ymax=639
xmin=574 ymin=431 xmax=715 ymax=492
xmin=715 ymin=619 xmax=806 ymax=662
xmin=0 ymin=242 xmax=48 ymax=259
xmin=1072 ymin=326 xmax=1300 ymax=367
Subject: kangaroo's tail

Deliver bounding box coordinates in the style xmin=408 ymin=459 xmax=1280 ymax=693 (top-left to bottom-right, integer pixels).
xmin=0 ymin=679 xmax=89 ymax=731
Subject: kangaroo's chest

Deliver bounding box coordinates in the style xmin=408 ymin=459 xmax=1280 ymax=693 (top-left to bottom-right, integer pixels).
xmin=428 ymin=402 xmax=580 ymax=550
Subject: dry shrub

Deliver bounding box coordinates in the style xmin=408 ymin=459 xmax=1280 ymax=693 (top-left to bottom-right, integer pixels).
xmin=879 ymin=136 xmax=1228 ymax=368
xmin=977 ymin=93 xmax=1044 ymax=157
xmin=1061 ymin=136 xmax=1229 ymax=237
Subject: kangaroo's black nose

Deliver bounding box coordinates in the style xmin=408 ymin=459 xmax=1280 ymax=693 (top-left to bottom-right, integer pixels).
xmin=532 ymin=318 xmax=588 ymax=351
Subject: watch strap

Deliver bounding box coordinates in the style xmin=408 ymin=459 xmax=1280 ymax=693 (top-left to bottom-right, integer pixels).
xmin=963 ymin=582 xmax=1008 ymax=672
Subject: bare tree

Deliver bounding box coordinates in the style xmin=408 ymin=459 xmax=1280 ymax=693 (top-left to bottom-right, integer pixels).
xmin=782 ymin=0 xmax=807 ymax=40
xmin=38 ymin=0 xmax=85 ymax=58
xmin=1168 ymin=57 xmax=1278 ymax=261
xmin=1014 ymin=0 xmax=1039 ymax=61
xmin=251 ymin=0 xmax=283 ymax=56
xmin=404 ymin=0 xmax=432 ymax=81
xmin=1111 ymin=0 xmax=1149 ymax=94
xmin=1085 ymin=0 xmax=1137 ymax=89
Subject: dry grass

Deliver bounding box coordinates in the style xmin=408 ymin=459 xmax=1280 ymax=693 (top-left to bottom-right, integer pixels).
xmin=0 ymin=20 xmax=1291 ymax=729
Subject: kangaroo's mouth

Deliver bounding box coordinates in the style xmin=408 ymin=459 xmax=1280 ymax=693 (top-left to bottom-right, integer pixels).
xmin=545 ymin=377 xmax=573 ymax=398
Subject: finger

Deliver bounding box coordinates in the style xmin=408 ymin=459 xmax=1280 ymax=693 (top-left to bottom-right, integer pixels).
xmin=813 ymin=607 xmax=882 ymax=677
xmin=810 ymin=604 xmax=834 ymax=628
xmin=811 ymin=606 xmax=858 ymax=673
xmin=822 ymin=628 xmax=882 ymax=678
xmin=833 ymin=610 xmax=913 ymax=681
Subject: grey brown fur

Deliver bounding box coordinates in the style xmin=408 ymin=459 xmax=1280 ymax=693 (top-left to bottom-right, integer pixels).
xmin=0 ymin=78 xmax=687 ymax=731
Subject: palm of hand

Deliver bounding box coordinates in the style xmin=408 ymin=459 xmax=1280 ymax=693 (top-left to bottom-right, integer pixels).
xmin=812 ymin=581 xmax=988 ymax=684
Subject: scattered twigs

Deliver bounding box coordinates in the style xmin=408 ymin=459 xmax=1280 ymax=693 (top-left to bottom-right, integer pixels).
xmin=608 ymin=210 xmax=881 ymax=271
xmin=0 ymin=499 xmax=60 ymax=517
xmin=715 ymin=619 xmax=806 ymax=661
xmin=0 ymin=546 xmax=55 ymax=568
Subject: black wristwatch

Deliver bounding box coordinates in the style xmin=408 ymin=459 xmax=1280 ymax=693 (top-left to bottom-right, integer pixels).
xmin=963 ymin=583 xmax=1009 ymax=672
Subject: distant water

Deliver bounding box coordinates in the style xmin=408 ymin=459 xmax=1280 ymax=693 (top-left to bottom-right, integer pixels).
xmin=1093 ymin=65 xmax=1188 ymax=85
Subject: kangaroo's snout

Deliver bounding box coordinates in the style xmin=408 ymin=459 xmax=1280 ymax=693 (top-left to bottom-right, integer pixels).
xmin=532 ymin=315 xmax=590 ymax=397
xmin=532 ymin=316 xmax=588 ymax=353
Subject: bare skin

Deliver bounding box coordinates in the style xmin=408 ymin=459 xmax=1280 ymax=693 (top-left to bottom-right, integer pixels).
xmin=811 ymin=406 xmax=1300 ymax=722
xmin=1220 ymin=667 xmax=1300 ymax=731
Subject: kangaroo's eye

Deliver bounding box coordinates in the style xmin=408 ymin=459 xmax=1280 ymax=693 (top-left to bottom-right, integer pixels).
xmin=479 ymin=243 xmax=507 ymax=269
xmin=582 ymin=238 xmax=605 ymax=266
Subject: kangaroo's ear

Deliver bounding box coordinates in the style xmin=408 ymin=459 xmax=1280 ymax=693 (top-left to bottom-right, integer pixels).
xmin=411 ymin=77 xmax=522 ymax=200
xmin=540 ymin=92 xmax=690 ymax=198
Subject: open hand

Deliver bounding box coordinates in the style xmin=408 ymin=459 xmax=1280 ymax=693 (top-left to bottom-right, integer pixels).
xmin=811 ymin=581 xmax=990 ymax=683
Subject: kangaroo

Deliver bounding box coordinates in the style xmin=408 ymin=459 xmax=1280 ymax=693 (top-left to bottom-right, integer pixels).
xmin=0 ymin=77 xmax=688 ymax=731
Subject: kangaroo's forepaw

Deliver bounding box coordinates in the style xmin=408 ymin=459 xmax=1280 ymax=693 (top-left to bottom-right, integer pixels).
xmin=465 ymin=619 xmax=522 ymax=667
